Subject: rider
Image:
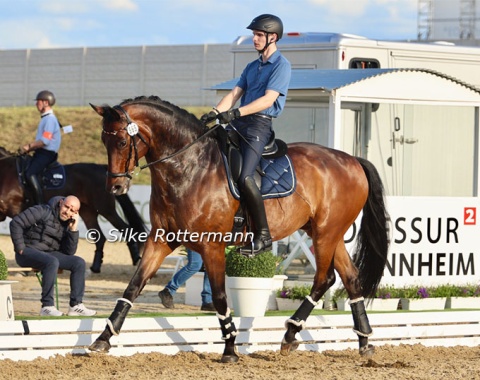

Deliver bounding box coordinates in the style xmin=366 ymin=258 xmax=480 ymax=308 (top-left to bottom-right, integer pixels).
xmin=201 ymin=14 xmax=291 ymax=255
xmin=20 ymin=90 xmax=61 ymax=205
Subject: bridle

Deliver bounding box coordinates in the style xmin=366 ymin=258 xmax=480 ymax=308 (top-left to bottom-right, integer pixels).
xmin=102 ymin=105 xmax=148 ymax=179
xmin=102 ymin=104 xmax=220 ymax=179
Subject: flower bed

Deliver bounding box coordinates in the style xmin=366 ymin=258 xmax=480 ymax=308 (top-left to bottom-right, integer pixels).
xmin=276 ymin=284 xmax=323 ymax=310
xmin=332 ymin=284 xmax=480 ymax=311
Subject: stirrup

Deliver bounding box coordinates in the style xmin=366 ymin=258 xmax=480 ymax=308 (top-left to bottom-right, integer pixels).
xmin=238 ymin=237 xmax=272 ymax=257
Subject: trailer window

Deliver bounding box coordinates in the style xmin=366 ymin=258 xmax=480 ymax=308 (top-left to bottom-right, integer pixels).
xmin=349 ymin=59 xmax=380 ymax=69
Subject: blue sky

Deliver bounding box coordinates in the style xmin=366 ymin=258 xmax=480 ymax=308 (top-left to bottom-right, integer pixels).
xmin=0 ymin=0 xmax=418 ymax=50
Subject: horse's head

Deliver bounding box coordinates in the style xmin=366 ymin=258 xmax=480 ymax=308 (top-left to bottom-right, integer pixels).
xmin=90 ymin=103 xmax=150 ymax=195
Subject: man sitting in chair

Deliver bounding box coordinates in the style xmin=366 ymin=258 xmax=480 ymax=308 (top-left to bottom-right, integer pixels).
xmin=10 ymin=195 xmax=96 ymax=317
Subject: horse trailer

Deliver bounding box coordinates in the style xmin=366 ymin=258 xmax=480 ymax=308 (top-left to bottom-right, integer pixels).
xmin=211 ymin=33 xmax=480 ymax=287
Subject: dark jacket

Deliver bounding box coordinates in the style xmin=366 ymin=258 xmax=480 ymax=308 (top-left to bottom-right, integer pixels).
xmin=10 ymin=196 xmax=79 ymax=255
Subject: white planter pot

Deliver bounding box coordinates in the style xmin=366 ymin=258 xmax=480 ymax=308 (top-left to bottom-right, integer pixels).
xmin=276 ymin=297 xmax=323 ymax=311
xmin=0 ymin=281 xmax=17 ymax=321
xmin=446 ymin=297 xmax=480 ymax=309
xmin=226 ymin=276 xmax=274 ymax=317
xmin=185 ymin=272 xmax=204 ymax=306
xmin=365 ymin=298 xmax=400 ymax=311
xmin=267 ymin=275 xmax=288 ymax=310
xmin=400 ymin=297 xmax=446 ymax=311
xmin=336 ymin=298 xmax=348 ymax=311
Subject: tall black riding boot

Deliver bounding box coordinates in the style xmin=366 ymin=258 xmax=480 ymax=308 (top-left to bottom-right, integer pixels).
xmin=238 ymin=176 xmax=272 ymax=256
xmin=27 ymin=174 xmax=44 ymax=205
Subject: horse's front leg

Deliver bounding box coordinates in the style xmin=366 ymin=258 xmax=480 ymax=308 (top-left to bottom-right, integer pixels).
xmin=201 ymin=244 xmax=238 ymax=363
xmin=89 ymin=238 xmax=170 ymax=353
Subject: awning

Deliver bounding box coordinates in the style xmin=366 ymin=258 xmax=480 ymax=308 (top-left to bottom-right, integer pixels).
xmin=210 ymin=68 xmax=480 ymax=106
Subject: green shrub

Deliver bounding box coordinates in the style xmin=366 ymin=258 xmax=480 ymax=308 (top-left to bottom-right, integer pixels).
xmin=0 ymin=249 xmax=8 ymax=280
xmin=225 ymin=247 xmax=277 ymax=278
xmin=276 ymin=285 xmax=314 ymax=300
xmin=332 ymin=287 xmax=348 ymax=302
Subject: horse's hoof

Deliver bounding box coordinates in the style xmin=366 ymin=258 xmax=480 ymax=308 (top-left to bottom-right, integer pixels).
xmin=221 ymin=354 xmax=239 ymax=363
xmin=90 ymin=266 xmax=101 ymax=274
xmin=359 ymin=344 xmax=375 ymax=357
xmin=280 ymin=339 xmax=299 ymax=356
xmin=88 ymin=339 xmax=111 ymax=353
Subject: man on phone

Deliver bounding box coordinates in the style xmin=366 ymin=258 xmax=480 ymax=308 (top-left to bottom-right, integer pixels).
xmin=10 ymin=195 xmax=96 ymax=317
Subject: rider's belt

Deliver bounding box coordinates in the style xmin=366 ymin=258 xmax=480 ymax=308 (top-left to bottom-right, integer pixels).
xmin=253 ymin=113 xmax=273 ymax=120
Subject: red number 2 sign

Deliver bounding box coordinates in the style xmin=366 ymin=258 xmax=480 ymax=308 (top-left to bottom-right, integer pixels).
xmin=464 ymin=207 xmax=476 ymax=225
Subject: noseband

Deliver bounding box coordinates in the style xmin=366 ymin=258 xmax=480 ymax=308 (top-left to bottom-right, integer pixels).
xmin=102 ymin=105 xmax=148 ymax=179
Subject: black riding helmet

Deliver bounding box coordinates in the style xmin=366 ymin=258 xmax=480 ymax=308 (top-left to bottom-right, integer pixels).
xmin=247 ymin=14 xmax=283 ymax=39
xmin=35 ymin=90 xmax=56 ymax=106
xmin=246 ymin=14 xmax=283 ymax=53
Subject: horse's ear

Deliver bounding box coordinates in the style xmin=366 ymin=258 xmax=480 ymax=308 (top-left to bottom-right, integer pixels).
xmin=90 ymin=103 xmax=105 ymax=117
xmin=89 ymin=103 xmax=121 ymax=121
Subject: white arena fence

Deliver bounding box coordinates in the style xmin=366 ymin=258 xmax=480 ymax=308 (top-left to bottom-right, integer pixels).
xmin=0 ymin=311 xmax=479 ymax=361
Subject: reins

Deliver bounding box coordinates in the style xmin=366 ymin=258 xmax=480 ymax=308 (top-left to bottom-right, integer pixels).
xmin=103 ymin=104 xmax=221 ymax=177
xmin=139 ymin=123 xmax=221 ymax=171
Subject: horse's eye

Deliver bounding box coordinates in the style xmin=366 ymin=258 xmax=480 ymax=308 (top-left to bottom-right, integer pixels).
xmin=118 ymin=140 xmax=127 ymax=149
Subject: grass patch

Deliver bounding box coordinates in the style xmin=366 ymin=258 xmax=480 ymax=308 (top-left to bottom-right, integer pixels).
xmin=0 ymin=105 xmax=210 ymax=185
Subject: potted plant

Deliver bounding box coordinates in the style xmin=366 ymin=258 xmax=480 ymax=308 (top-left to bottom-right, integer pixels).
xmin=398 ymin=285 xmax=447 ymax=310
xmin=332 ymin=285 xmax=400 ymax=311
xmin=364 ymin=285 xmax=401 ymax=311
xmin=444 ymin=283 xmax=480 ymax=309
xmin=276 ymin=284 xmax=323 ymax=310
xmin=0 ymin=249 xmax=7 ymax=281
xmin=0 ymin=249 xmax=16 ymax=321
xmin=332 ymin=287 xmax=348 ymax=311
xmin=225 ymin=246 xmax=277 ymax=317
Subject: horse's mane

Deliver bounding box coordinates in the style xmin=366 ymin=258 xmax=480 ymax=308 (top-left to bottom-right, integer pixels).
xmin=117 ymin=96 xmax=218 ymax=166
xmin=0 ymin=146 xmax=15 ymax=157
xmin=120 ymin=95 xmax=204 ymax=133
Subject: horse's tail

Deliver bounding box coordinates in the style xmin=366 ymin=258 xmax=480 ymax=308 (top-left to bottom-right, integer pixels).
xmin=353 ymin=157 xmax=390 ymax=299
xmin=115 ymin=193 xmax=149 ymax=248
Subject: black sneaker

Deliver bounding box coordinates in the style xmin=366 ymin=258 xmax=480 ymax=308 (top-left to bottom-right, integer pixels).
xmin=158 ymin=288 xmax=174 ymax=308
xmin=200 ymin=302 xmax=216 ymax=311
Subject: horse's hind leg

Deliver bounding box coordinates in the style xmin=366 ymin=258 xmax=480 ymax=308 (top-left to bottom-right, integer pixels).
xmin=280 ymin=234 xmax=337 ymax=356
xmin=89 ymin=238 xmax=170 ymax=353
xmin=334 ymin=241 xmax=374 ymax=357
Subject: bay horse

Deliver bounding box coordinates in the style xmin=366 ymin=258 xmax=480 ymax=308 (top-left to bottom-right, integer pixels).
xmin=88 ymin=96 xmax=389 ymax=362
xmin=0 ymin=147 xmax=147 ymax=273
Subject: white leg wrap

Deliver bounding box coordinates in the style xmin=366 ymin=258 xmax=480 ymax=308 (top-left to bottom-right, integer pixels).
xmin=217 ymin=308 xmax=238 ymax=340
xmin=216 ymin=307 xmax=231 ymax=320
xmin=285 ymin=318 xmax=306 ymax=330
xmin=348 ymin=296 xmax=365 ymax=305
xmin=306 ymin=295 xmax=319 ymax=306
xmin=106 ymin=319 xmax=119 ymax=336
xmin=117 ymin=297 xmax=133 ymax=308
xmin=353 ymin=328 xmax=373 ymax=337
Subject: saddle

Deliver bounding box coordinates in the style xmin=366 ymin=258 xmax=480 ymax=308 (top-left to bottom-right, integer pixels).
xmin=16 ymin=155 xmax=66 ymax=191
xmin=213 ymin=126 xmax=296 ymax=235
xmin=215 ymin=127 xmax=291 ymax=186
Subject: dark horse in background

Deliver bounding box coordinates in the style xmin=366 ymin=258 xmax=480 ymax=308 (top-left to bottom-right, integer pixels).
xmin=88 ymin=96 xmax=389 ymax=363
xmin=0 ymin=147 xmax=147 ymax=273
